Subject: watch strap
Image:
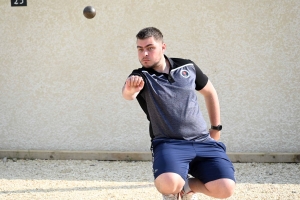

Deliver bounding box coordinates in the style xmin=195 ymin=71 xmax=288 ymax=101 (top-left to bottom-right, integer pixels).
xmin=211 ymin=125 xmax=222 ymax=131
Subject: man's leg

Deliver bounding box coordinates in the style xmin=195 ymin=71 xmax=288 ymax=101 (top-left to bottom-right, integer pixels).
xmin=151 ymin=139 xmax=194 ymax=196
xmin=186 ymin=141 xmax=236 ymax=198
xmin=155 ymin=172 xmax=185 ymax=195
xmin=188 ymin=178 xmax=235 ymax=199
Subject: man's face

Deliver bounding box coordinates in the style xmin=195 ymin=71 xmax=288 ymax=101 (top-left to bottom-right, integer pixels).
xmin=136 ymin=36 xmax=166 ymax=69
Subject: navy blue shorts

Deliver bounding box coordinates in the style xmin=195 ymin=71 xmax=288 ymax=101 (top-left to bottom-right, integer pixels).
xmin=151 ymin=138 xmax=235 ymax=184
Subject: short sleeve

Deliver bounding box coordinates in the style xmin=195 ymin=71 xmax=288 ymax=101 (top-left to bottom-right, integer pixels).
xmin=193 ymin=62 xmax=208 ymax=90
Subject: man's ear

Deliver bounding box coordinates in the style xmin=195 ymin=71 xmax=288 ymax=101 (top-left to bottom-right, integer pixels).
xmin=162 ymin=43 xmax=166 ymax=52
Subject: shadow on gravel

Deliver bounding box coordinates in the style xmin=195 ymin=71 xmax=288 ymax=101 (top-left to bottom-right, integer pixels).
xmin=0 ymin=183 xmax=154 ymax=195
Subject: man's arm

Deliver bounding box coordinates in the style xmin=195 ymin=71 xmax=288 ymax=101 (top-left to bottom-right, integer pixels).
xmin=199 ymin=80 xmax=221 ymax=141
xmin=122 ymin=75 xmax=145 ymax=100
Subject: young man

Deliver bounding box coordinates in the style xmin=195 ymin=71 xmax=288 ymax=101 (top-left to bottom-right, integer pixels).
xmin=122 ymin=27 xmax=235 ymax=200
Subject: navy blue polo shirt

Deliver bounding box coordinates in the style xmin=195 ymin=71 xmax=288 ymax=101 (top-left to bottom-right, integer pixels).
xmin=130 ymin=55 xmax=210 ymax=141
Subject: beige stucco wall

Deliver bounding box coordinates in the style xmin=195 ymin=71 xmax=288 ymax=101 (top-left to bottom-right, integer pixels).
xmin=0 ymin=0 xmax=299 ymax=153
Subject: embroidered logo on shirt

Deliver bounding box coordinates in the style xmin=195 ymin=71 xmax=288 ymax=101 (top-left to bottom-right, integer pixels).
xmin=180 ymin=70 xmax=190 ymax=78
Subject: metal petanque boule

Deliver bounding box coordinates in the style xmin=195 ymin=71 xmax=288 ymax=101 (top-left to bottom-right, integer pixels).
xmin=83 ymin=6 xmax=96 ymax=19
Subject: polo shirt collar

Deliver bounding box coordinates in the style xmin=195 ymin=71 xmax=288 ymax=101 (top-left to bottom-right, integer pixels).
xmin=164 ymin=54 xmax=174 ymax=71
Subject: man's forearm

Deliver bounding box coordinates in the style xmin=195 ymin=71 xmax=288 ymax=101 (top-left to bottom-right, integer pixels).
xmin=204 ymin=92 xmax=221 ymax=140
xmin=205 ymin=93 xmax=221 ymax=126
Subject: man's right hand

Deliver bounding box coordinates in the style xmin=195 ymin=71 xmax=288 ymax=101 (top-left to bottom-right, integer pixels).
xmin=122 ymin=75 xmax=145 ymax=100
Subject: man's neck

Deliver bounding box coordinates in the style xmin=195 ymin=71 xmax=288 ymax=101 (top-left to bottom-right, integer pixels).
xmin=154 ymin=59 xmax=170 ymax=74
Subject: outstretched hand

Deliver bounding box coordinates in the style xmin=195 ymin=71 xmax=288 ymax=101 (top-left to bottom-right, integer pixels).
xmin=122 ymin=75 xmax=145 ymax=100
xmin=125 ymin=75 xmax=145 ymax=92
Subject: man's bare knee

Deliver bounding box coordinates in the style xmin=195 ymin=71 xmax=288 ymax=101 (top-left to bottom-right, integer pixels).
xmin=154 ymin=172 xmax=185 ymax=195
xmin=220 ymin=181 xmax=235 ymax=198
xmin=205 ymin=178 xmax=235 ymax=198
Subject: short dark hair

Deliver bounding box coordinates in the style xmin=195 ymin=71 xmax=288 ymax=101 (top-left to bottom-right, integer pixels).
xmin=136 ymin=27 xmax=163 ymax=42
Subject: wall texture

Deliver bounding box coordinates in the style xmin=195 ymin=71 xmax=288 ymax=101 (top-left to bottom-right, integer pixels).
xmin=0 ymin=0 xmax=299 ymax=153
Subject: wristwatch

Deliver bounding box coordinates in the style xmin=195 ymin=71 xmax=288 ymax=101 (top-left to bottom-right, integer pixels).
xmin=211 ymin=125 xmax=222 ymax=131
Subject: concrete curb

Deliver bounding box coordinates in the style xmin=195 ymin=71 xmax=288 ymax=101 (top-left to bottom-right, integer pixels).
xmin=228 ymin=153 xmax=300 ymax=163
xmin=0 ymin=150 xmax=299 ymax=162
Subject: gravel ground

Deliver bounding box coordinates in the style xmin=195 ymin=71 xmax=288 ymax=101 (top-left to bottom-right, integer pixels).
xmin=0 ymin=159 xmax=299 ymax=200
